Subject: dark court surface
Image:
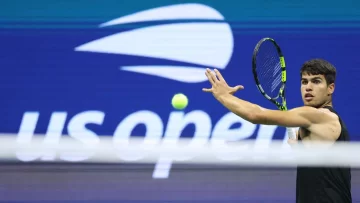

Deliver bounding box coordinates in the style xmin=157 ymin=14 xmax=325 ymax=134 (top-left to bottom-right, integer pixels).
xmin=0 ymin=163 xmax=359 ymax=203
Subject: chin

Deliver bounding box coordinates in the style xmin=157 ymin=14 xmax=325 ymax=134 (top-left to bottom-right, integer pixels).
xmin=304 ymin=102 xmax=322 ymax=108
xmin=303 ymin=100 xmax=317 ymax=107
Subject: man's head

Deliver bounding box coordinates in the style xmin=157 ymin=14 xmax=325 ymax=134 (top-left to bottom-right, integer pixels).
xmin=300 ymin=59 xmax=336 ymax=108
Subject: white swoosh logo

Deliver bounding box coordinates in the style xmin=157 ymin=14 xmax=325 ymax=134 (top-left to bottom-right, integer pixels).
xmin=74 ymin=4 xmax=234 ymax=83
xmin=100 ymin=3 xmax=224 ymax=27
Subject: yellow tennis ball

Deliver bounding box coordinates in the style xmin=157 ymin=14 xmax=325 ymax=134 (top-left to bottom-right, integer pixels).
xmin=171 ymin=93 xmax=188 ymax=110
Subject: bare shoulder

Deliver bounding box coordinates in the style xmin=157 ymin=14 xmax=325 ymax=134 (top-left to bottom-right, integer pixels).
xmin=306 ymin=107 xmax=341 ymax=141
xmin=318 ymin=107 xmax=339 ymax=119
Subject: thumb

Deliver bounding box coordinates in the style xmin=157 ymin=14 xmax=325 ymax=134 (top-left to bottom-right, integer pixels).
xmin=235 ymin=85 xmax=244 ymax=91
xmin=230 ymin=85 xmax=244 ymax=95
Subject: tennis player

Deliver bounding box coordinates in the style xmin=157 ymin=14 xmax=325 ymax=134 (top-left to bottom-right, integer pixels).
xmin=203 ymin=59 xmax=352 ymax=203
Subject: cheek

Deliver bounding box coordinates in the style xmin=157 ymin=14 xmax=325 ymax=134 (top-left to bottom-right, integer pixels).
xmin=300 ymin=86 xmax=305 ymax=92
xmin=317 ymin=86 xmax=328 ymax=96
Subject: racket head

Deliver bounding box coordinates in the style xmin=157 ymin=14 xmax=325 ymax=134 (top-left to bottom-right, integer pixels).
xmin=252 ymin=37 xmax=287 ymax=110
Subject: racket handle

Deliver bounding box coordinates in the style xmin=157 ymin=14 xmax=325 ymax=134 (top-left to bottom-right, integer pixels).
xmin=287 ymin=127 xmax=297 ymax=140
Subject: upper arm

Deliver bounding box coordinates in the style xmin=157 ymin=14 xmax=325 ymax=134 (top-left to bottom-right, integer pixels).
xmin=252 ymin=106 xmax=329 ymax=128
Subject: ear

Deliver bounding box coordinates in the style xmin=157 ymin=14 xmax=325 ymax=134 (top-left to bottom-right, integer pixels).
xmin=328 ymin=83 xmax=335 ymax=95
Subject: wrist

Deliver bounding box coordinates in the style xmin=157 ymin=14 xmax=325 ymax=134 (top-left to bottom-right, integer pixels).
xmin=216 ymin=93 xmax=232 ymax=103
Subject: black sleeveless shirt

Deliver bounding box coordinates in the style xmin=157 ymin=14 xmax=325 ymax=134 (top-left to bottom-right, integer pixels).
xmin=296 ymin=106 xmax=352 ymax=203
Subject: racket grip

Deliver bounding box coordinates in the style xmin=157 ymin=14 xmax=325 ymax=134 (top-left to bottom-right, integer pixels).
xmin=287 ymin=127 xmax=297 ymax=140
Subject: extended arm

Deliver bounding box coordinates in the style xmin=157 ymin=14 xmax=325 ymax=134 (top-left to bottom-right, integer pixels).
xmin=203 ymin=69 xmax=330 ymax=129
xmin=216 ymin=93 xmax=315 ymax=127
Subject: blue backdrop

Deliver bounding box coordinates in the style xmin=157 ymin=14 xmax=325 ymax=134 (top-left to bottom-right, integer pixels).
xmin=1 ymin=1 xmax=360 ymax=202
xmin=1 ymin=0 xmax=360 ymax=146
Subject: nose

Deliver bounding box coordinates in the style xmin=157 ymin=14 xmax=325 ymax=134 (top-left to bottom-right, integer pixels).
xmin=305 ymin=83 xmax=313 ymax=92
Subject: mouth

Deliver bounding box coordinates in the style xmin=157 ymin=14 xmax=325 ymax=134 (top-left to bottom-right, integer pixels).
xmin=304 ymin=93 xmax=314 ymax=101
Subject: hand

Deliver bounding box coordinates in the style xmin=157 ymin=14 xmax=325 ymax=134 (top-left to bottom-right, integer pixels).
xmin=202 ymin=68 xmax=244 ymax=99
xmin=287 ymin=138 xmax=298 ymax=146
xmin=287 ymin=128 xmax=298 ymax=147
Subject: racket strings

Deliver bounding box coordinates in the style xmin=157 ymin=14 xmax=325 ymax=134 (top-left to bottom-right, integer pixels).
xmin=271 ymin=63 xmax=282 ymax=92
xmin=255 ymin=41 xmax=283 ymax=99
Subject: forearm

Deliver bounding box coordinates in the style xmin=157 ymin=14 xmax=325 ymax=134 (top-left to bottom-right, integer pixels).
xmin=216 ymin=94 xmax=263 ymax=123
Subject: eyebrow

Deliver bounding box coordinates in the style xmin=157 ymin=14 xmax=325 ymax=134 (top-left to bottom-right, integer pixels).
xmin=301 ymin=77 xmax=323 ymax=80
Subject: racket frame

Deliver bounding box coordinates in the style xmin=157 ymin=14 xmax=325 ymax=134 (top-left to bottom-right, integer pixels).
xmin=252 ymin=37 xmax=288 ymax=111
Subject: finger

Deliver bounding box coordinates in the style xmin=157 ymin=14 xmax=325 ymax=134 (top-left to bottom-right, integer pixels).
xmin=214 ymin=69 xmax=225 ymax=82
xmin=287 ymin=139 xmax=297 ymax=145
xmin=230 ymin=85 xmax=245 ymax=94
xmin=235 ymin=85 xmax=245 ymax=91
xmin=205 ymin=69 xmax=215 ymax=85
xmin=202 ymin=88 xmax=212 ymax=92
xmin=207 ymin=68 xmax=218 ymax=83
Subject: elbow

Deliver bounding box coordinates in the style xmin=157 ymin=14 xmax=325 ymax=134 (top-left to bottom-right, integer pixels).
xmin=247 ymin=111 xmax=263 ymax=124
xmin=232 ymin=104 xmax=267 ymax=124
xmin=247 ymin=106 xmax=269 ymax=124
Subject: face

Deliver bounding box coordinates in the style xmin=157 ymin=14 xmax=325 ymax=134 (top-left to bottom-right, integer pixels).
xmin=300 ymin=73 xmax=334 ymax=107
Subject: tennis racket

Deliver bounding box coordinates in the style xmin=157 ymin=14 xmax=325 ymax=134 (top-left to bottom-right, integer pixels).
xmin=252 ymin=37 xmax=296 ymax=139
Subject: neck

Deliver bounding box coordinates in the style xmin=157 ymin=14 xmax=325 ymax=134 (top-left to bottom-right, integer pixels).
xmin=320 ymin=100 xmax=333 ymax=108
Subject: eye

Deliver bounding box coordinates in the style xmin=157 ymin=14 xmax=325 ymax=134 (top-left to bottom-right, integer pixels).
xmin=313 ymin=80 xmax=321 ymax=84
xmin=301 ymin=80 xmax=308 ymax=85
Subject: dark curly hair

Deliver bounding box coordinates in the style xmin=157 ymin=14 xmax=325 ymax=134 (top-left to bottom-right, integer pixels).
xmin=300 ymin=59 xmax=336 ymax=85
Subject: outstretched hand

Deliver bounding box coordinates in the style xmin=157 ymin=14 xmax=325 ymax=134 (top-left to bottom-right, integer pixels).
xmin=202 ymin=68 xmax=244 ymax=99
